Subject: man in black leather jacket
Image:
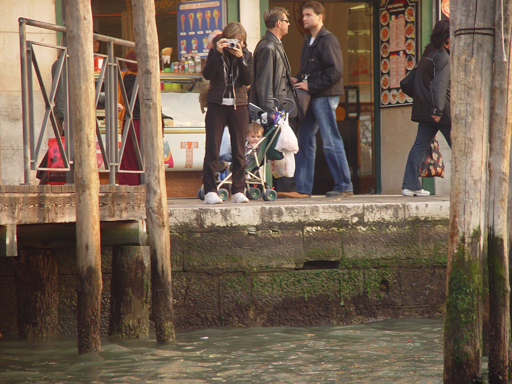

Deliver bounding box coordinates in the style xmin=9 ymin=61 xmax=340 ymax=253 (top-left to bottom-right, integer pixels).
xmin=251 ymin=7 xmax=308 ymax=198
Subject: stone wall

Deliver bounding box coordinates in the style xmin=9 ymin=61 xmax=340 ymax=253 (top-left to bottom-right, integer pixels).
xmin=1 ymin=2 xmax=57 ymax=185
xmin=0 ymin=199 xmax=450 ymax=336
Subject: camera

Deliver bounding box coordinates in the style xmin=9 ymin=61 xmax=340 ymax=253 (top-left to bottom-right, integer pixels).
xmin=225 ymin=39 xmax=239 ymax=49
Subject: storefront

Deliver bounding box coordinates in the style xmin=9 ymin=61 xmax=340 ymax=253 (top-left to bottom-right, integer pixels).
xmin=88 ymin=0 xmax=445 ymax=196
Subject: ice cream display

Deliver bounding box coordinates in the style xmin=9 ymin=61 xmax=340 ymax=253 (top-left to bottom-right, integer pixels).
xmin=197 ymin=11 xmax=203 ymax=29
xmin=203 ymin=36 xmax=208 ymax=50
xmin=188 ymin=13 xmax=194 ymax=30
xmin=205 ymin=10 xmax=211 ymax=30
xmin=180 ymin=40 xmax=186 ymax=53
xmin=192 ymin=38 xmax=198 ymax=50
xmin=180 ymin=14 xmax=185 ymax=31
xmin=213 ymin=9 xmax=220 ymax=29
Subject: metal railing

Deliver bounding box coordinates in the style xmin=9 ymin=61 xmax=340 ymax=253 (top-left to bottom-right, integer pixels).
xmin=19 ymin=18 xmax=143 ymax=185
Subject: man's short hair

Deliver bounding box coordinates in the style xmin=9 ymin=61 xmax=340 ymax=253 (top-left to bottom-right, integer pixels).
xmin=264 ymin=7 xmax=289 ymax=29
xmin=248 ymin=122 xmax=264 ymax=136
xmin=302 ymin=1 xmax=325 ymax=20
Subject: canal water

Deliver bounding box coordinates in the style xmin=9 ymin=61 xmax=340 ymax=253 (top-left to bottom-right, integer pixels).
xmin=0 ymin=316 xmax=489 ymax=383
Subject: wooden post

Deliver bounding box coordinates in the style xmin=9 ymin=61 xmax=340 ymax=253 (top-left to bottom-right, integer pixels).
xmin=13 ymin=248 xmax=59 ymax=339
xmin=109 ymin=246 xmax=150 ymax=338
xmin=131 ymin=0 xmax=175 ymax=342
xmin=487 ymin=1 xmax=512 ymax=382
xmin=65 ymin=0 xmax=103 ymax=353
xmin=444 ymin=1 xmax=496 ymax=382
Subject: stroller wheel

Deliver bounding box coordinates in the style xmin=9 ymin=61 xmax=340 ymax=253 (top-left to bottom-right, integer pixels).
xmin=198 ymin=185 xmax=205 ymax=200
xmin=249 ymin=187 xmax=261 ymax=200
xmin=262 ymin=189 xmax=277 ymax=201
xmin=218 ymin=188 xmax=229 ymax=201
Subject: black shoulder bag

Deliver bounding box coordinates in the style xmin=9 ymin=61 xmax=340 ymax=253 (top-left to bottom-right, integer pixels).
xmin=400 ymin=66 xmax=416 ymax=98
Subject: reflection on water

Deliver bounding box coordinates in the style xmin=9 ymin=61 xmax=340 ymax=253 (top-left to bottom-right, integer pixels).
xmin=0 ymin=317 xmax=487 ymax=383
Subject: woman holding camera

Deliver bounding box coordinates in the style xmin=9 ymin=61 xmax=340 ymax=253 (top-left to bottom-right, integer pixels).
xmin=202 ymin=22 xmax=253 ymax=204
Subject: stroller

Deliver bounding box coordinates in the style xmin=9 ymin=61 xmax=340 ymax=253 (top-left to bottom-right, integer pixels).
xmin=198 ymin=98 xmax=295 ymax=202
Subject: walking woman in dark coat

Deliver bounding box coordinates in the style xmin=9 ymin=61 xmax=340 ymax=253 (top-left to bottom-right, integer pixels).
xmin=401 ymin=19 xmax=451 ymax=196
xmin=201 ymin=22 xmax=253 ymax=204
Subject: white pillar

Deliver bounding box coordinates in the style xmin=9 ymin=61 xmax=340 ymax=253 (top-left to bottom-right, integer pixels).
xmin=239 ymin=0 xmax=261 ymax=52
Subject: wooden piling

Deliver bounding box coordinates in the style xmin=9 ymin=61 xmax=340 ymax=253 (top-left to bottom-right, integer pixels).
xmin=130 ymin=0 xmax=175 ymax=342
xmin=487 ymin=1 xmax=512 ymax=382
xmin=65 ymin=0 xmax=103 ymax=353
xmin=13 ymin=248 xmax=58 ymax=339
xmin=444 ymin=1 xmax=496 ymax=382
xmin=109 ymin=246 xmax=150 ymax=338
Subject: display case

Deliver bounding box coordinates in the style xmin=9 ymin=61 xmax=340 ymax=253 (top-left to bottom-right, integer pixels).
xmin=160 ymin=73 xmax=205 ymax=171
xmin=95 ymin=72 xmax=207 ymax=172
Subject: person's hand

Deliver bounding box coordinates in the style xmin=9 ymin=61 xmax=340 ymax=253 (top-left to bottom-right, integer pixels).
xmin=295 ymin=81 xmax=308 ymax=91
xmin=291 ymin=77 xmax=298 ymax=84
xmin=216 ymin=38 xmax=228 ymax=53
xmin=432 ymin=115 xmax=441 ymax=123
xmin=117 ymin=103 xmax=124 ymax=112
xmin=229 ymin=42 xmax=243 ymax=58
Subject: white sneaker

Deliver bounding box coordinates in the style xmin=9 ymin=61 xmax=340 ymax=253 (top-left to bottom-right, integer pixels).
xmin=204 ymin=192 xmax=223 ymax=204
xmin=402 ymin=188 xmax=431 ymax=197
xmin=231 ymin=192 xmax=249 ymax=203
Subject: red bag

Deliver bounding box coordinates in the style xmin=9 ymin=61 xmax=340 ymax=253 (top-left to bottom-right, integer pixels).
xmin=47 ymin=137 xmax=67 ymax=185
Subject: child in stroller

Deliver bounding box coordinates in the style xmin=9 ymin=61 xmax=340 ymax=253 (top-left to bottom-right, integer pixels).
xmin=198 ymin=102 xmax=287 ymax=202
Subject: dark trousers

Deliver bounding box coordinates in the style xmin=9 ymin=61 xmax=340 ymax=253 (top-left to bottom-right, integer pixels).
xmin=203 ymin=102 xmax=248 ymax=195
xmin=402 ymin=121 xmax=451 ymax=190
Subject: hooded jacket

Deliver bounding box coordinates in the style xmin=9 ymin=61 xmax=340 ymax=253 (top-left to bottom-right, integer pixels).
xmin=411 ymin=47 xmax=450 ymax=125
xmin=295 ymin=26 xmax=344 ymax=98
xmin=250 ymin=30 xmax=300 ymax=117
xmin=203 ymin=45 xmax=253 ymax=107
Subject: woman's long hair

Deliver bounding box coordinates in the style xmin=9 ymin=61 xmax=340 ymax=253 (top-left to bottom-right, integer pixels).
xmin=423 ymin=19 xmax=450 ymax=56
xmin=221 ymin=22 xmax=247 ymax=48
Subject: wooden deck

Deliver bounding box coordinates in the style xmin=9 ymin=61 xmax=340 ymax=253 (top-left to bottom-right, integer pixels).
xmin=0 ymin=185 xmax=146 ymax=256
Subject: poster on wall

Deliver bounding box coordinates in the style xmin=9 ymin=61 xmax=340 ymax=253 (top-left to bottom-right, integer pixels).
xmin=177 ymin=0 xmax=225 ymax=59
xmin=379 ymin=0 xmax=418 ymax=107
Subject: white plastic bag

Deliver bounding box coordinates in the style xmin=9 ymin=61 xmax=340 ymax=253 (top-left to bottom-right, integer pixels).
xmin=269 ymin=152 xmax=295 ymax=178
xmin=274 ymin=115 xmax=299 ymax=153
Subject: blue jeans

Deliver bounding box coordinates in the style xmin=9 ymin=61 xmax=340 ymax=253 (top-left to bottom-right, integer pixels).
xmin=402 ymin=121 xmax=451 ymax=190
xmin=295 ymin=96 xmax=353 ymax=195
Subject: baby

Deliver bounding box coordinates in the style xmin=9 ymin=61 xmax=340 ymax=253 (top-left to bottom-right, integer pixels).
xmin=245 ymin=122 xmax=264 ymax=165
xmin=218 ymin=122 xmax=264 ymax=169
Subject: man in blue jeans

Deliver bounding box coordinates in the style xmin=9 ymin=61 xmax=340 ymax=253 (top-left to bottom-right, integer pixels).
xmin=293 ymin=1 xmax=353 ymax=197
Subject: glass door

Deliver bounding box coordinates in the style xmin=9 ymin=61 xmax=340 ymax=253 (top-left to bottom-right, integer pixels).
xmin=342 ymin=3 xmax=375 ymax=194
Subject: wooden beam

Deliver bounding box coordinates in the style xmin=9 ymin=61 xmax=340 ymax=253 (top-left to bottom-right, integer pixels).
xmin=131 ymin=0 xmax=175 ymax=343
xmin=444 ymin=0 xmax=496 ymax=382
xmin=109 ymin=245 xmax=150 ymax=338
xmin=13 ymin=248 xmax=59 ymax=338
xmin=14 ymin=221 xmax=146 ymax=249
xmin=65 ymin=0 xmax=102 ymax=354
xmin=0 ymin=185 xmax=146 ymax=226
xmin=487 ymin=0 xmax=512 ymax=380
xmin=0 ymin=225 xmax=17 ymax=257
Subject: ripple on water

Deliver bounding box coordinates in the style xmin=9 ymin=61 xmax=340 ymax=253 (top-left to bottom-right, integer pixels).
xmin=0 ymin=316 xmax=484 ymax=384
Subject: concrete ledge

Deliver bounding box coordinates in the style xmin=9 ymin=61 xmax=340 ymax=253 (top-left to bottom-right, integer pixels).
xmin=168 ymin=195 xmax=450 ymax=229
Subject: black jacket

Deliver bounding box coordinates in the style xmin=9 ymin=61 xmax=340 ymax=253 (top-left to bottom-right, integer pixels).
xmin=250 ymin=30 xmax=299 ymax=117
xmin=411 ymin=47 xmax=450 ymax=125
xmin=203 ymin=46 xmax=253 ymax=107
xmin=295 ymin=26 xmax=344 ymax=98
